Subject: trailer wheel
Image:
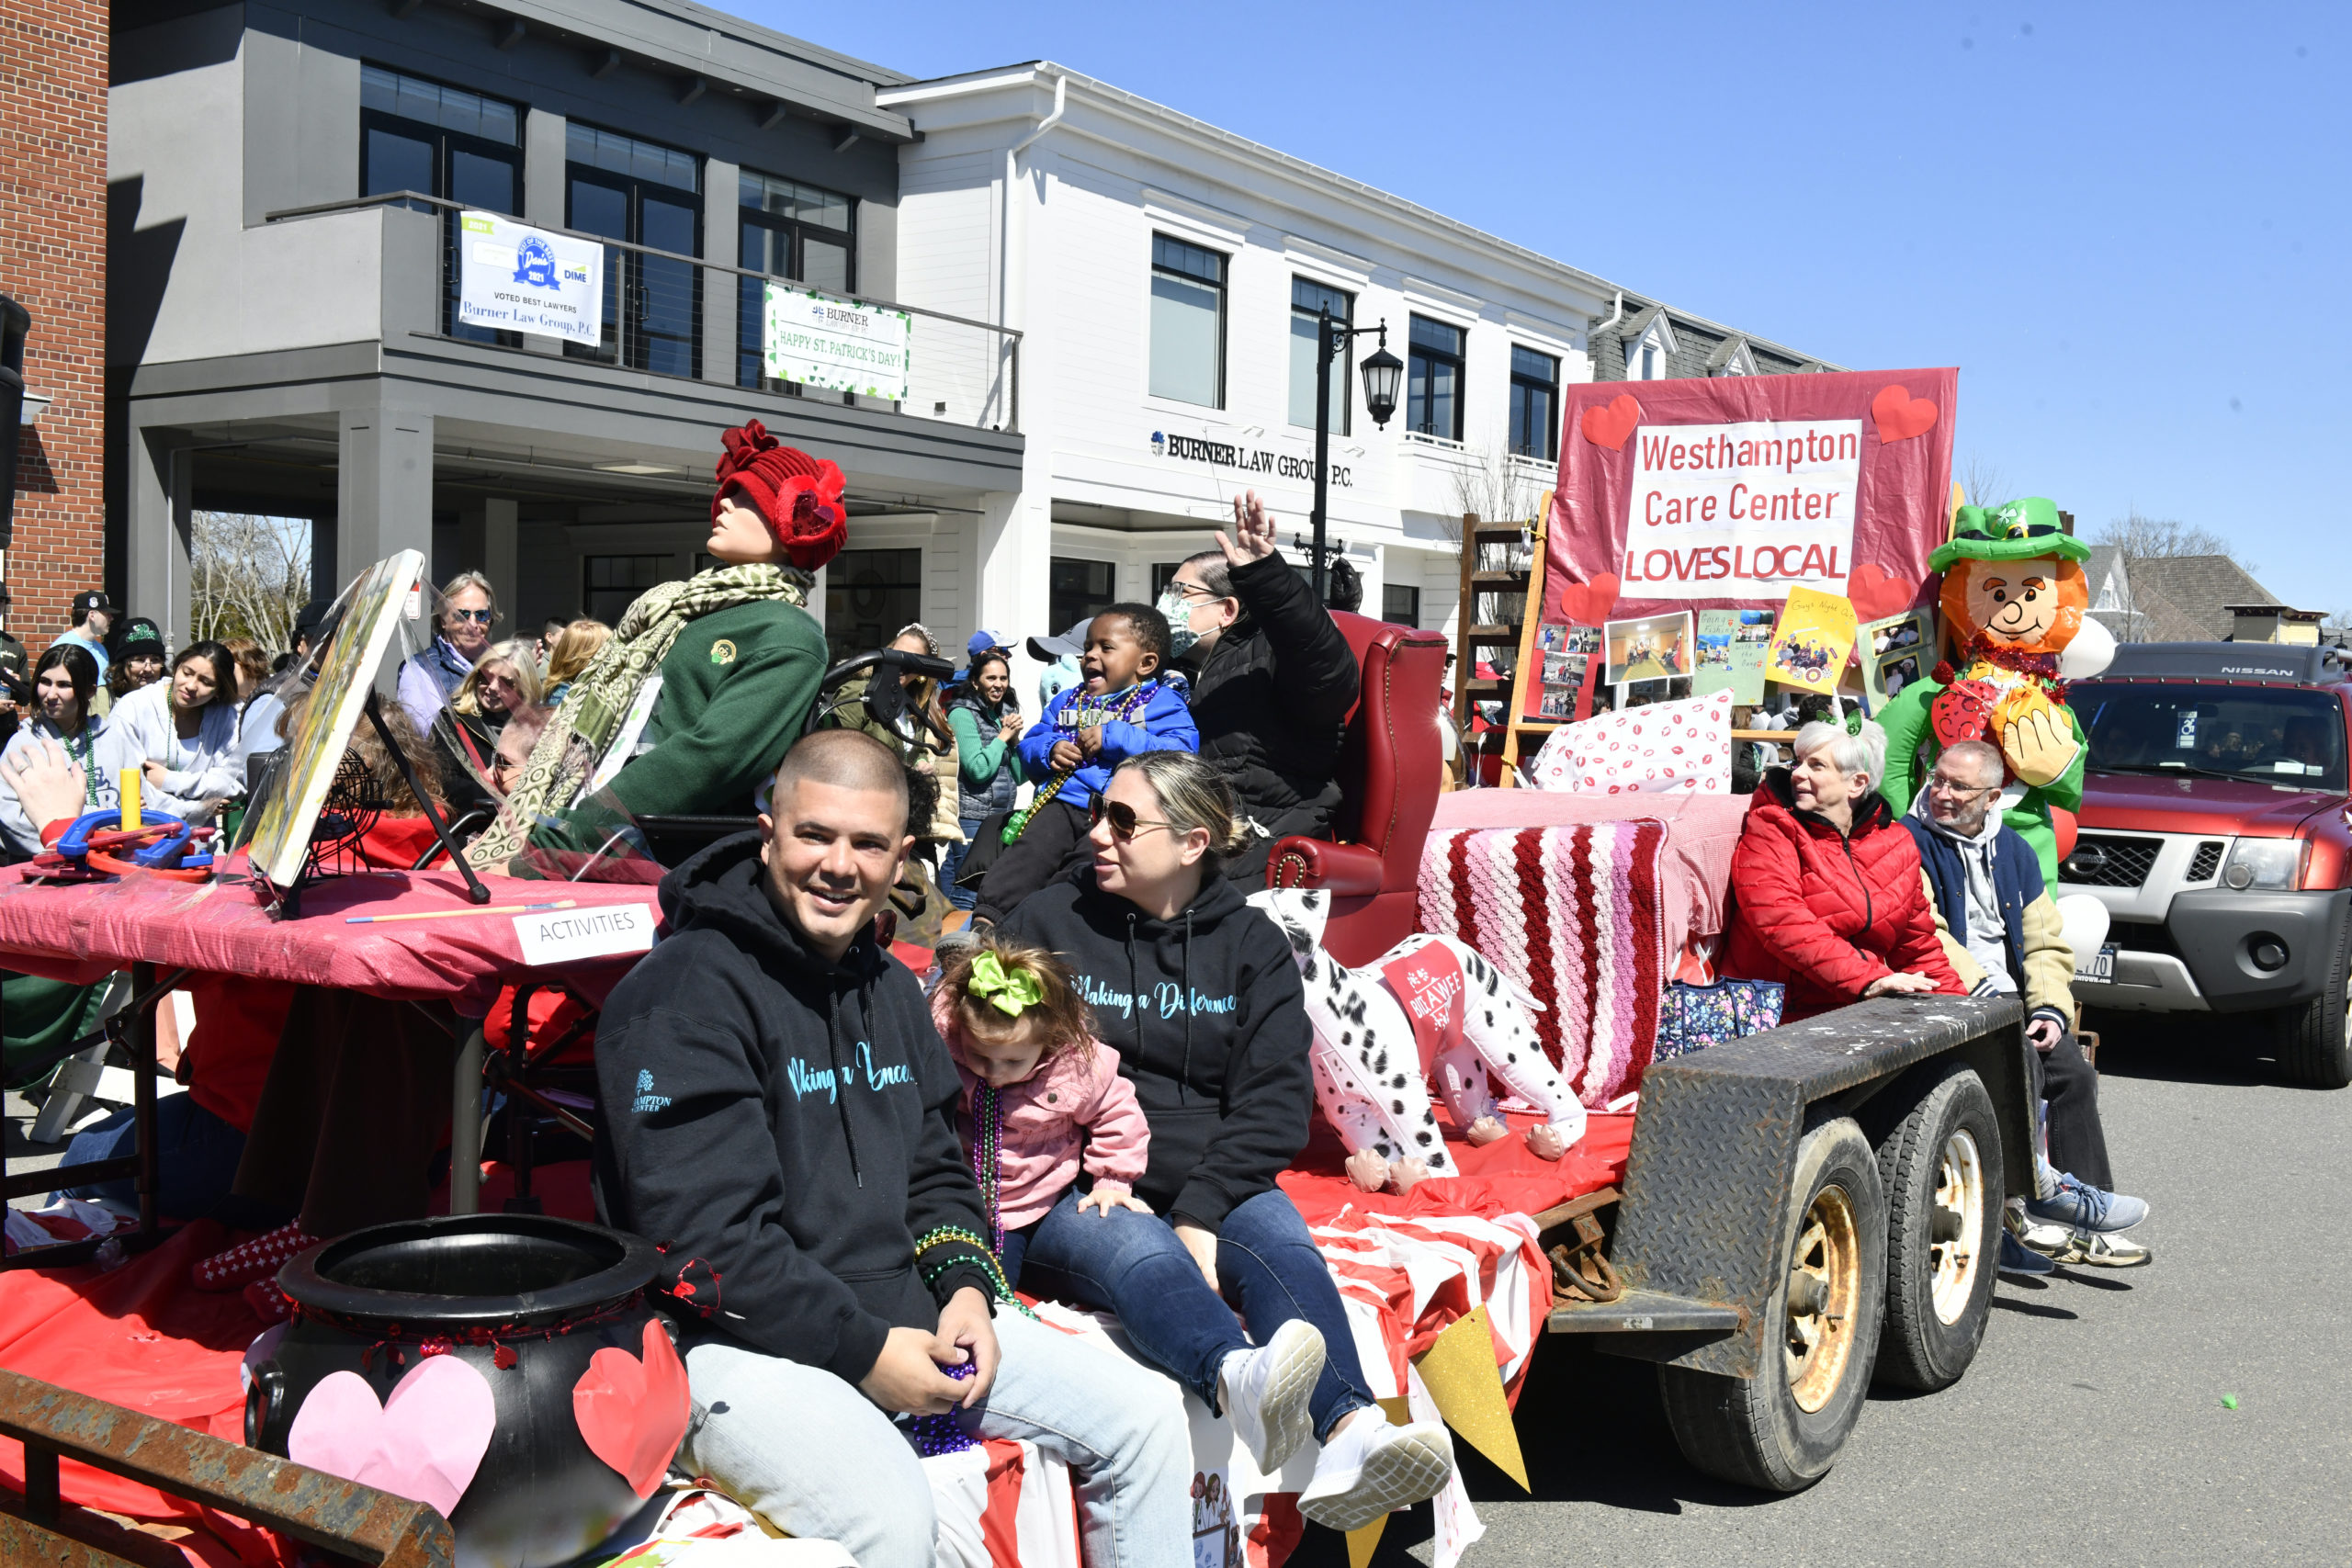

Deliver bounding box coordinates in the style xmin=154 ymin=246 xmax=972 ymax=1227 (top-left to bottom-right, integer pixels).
xmin=2273 ymin=938 xmax=2352 ymax=1089
xmin=1657 ymin=1114 xmax=1885 ymax=1492
xmin=1872 ymin=1061 xmax=2001 ymax=1392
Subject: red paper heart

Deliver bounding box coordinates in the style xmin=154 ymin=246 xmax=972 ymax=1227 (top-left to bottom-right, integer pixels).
xmin=1929 ymin=678 xmax=1998 ymax=752
xmin=1580 ymin=394 xmax=1641 ymax=450
xmin=1554 ymin=572 xmax=1620 ymax=626
xmin=572 ymin=1318 xmax=692 ymax=1498
xmin=1871 ymin=384 xmax=1939 ymax=444
xmin=1848 ymin=561 xmax=1922 ymax=622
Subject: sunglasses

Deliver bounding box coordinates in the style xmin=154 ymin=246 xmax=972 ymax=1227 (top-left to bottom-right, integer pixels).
xmin=1090 ymin=795 xmax=1171 ymax=842
xmin=449 ymin=608 xmax=495 ymax=624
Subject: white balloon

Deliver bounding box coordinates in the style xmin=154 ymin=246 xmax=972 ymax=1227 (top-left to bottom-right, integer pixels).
xmin=2059 ymin=616 xmax=2117 ymax=680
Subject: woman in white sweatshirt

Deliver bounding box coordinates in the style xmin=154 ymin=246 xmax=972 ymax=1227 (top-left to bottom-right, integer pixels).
xmin=96 ymin=639 xmax=243 ymax=822
xmin=0 ymin=643 xmax=115 ymax=858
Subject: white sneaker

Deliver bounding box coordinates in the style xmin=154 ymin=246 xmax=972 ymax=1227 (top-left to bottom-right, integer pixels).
xmin=1296 ymin=1408 xmax=1456 ymax=1532
xmin=2072 ymin=1229 xmax=2153 ymax=1269
xmin=1219 ymin=1319 xmax=1325 ymax=1472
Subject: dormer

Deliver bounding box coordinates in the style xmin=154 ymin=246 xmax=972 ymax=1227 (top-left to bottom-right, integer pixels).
xmin=1621 ymin=307 xmax=1679 ymax=381
xmin=1704 ymin=334 xmax=1757 ymax=378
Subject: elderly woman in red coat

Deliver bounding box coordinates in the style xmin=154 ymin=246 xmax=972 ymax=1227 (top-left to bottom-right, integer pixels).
xmin=1724 ymin=717 xmax=1964 ymax=1020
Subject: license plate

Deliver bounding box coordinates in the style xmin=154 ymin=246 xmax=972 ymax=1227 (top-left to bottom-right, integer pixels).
xmin=2075 ymin=943 xmax=2116 ymax=982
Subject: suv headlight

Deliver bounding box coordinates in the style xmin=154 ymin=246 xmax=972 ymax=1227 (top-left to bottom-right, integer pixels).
xmin=2222 ymin=838 xmax=2302 ymax=891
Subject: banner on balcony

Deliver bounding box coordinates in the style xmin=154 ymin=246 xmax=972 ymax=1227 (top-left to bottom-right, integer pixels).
xmin=762 ymin=282 xmax=911 ymax=400
xmin=457 ymin=212 xmax=603 ymax=346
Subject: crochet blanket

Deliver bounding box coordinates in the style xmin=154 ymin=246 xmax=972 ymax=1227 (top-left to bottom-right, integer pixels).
xmin=1417 ymin=821 xmax=1669 ymax=1107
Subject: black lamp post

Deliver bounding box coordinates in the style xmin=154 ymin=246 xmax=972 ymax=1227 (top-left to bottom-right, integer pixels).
xmin=1312 ymin=309 xmax=1402 ymax=604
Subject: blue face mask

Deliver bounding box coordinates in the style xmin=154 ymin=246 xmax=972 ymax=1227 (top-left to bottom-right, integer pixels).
xmin=1156 ymin=586 xmax=1204 ymax=660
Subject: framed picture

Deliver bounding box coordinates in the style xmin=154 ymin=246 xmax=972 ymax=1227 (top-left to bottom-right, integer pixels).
xmin=1603 ymin=611 xmax=1693 ymax=686
xmin=1860 ymin=608 xmax=1936 ymax=709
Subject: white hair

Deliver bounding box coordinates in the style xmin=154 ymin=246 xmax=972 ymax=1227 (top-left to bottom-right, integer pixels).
xmin=1794 ymin=717 xmax=1888 ymax=787
xmin=1939 ymin=739 xmax=2005 ymax=788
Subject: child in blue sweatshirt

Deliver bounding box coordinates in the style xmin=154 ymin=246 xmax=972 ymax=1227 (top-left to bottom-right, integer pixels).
xmin=971 ymin=604 xmax=1197 ymax=923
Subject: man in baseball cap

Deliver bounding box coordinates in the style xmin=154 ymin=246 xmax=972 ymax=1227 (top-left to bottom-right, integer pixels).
xmin=51 ymin=590 xmax=116 ymax=680
xmin=967 ymin=628 xmax=1012 ymax=662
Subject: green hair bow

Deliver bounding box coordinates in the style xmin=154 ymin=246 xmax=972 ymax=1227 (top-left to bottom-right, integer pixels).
xmin=969 ymin=953 xmax=1045 ymax=1018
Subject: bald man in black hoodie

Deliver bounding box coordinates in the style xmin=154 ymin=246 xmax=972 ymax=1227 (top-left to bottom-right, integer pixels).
xmin=594 ymin=730 xmax=1187 ymax=1568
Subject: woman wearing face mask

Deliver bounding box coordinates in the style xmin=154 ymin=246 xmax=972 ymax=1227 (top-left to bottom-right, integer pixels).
xmin=0 ymin=645 xmax=112 ymax=858
xmin=1000 ymin=750 xmax=1456 ymax=1531
xmin=1157 ymin=491 xmax=1361 ymax=886
xmin=939 ymin=648 xmax=1025 ymax=910
xmin=96 ymin=640 xmax=243 ymax=822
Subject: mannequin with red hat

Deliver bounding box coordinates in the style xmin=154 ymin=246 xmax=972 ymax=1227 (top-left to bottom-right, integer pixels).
xmin=469 ymin=420 xmax=845 ymax=865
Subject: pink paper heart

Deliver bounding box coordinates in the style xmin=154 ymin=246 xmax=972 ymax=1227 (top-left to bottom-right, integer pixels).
xmin=288 ymin=1356 xmax=496 ymax=1519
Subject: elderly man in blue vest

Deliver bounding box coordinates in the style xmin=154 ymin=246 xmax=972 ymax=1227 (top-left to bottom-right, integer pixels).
xmin=1907 ymin=739 xmax=2153 ymax=1269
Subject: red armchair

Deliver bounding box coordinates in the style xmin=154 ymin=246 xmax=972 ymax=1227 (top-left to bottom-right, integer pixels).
xmin=1265 ymin=613 xmax=1450 ymax=965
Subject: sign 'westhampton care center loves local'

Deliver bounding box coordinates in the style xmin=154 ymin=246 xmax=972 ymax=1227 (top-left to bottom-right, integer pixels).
xmin=1543 ymin=367 xmax=1957 ymax=626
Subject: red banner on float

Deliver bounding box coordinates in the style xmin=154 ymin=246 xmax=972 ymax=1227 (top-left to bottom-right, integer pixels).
xmin=1542 ymin=367 xmax=1958 ymax=628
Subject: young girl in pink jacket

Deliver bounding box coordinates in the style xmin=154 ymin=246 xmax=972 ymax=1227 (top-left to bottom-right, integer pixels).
xmin=931 ymin=934 xmax=1151 ymax=1287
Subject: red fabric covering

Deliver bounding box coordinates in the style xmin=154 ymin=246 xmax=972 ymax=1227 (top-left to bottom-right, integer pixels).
xmin=0 ymin=854 xmax=662 ymax=1013
xmin=1722 ymin=775 xmax=1964 ymax=1020
xmin=1280 ymin=1106 xmax=1634 ymax=1226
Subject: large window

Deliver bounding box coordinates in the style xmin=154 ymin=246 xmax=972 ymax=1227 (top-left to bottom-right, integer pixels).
xmin=566 ymin=123 xmax=702 ymax=377
xmin=359 ymin=65 xmax=521 ymax=344
xmin=1382 ymin=583 xmax=1420 ymax=628
xmin=1407 ymin=315 xmax=1464 ymax=441
xmin=2075 ymin=682 xmax=2348 ymax=795
xmin=1509 ymin=345 xmax=1559 ymax=461
xmin=1148 ymin=235 xmax=1225 ymax=408
xmin=825 ymin=547 xmax=922 ymax=663
xmin=582 ymin=554 xmax=675 ymax=625
xmin=1288 ymin=277 xmax=1353 ymax=434
xmin=1050 ymin=558 xmax=1119 ymax=637
xmin=737 ymin=170 xmax=856 ymax=391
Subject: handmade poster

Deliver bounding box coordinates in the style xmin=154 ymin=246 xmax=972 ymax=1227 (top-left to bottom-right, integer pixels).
xmin=456 ymin=213 xmax=603 ymax=345
xmin=1763 ymin=587 xmax=1858 ymax=692
xmin=1538 ymin=367 xmax=1959 ymax=638
xmin=1860 ymin=608 xmax=1935 ymax=709
xmin=1691 ymin=608 xmax=1774 ymax=705
xmin=763 ymin=283 xmax=912 ymax=400
xmin=245 ymin=551 xmax=427 ymax=888
xmin=1603 ymin=612 xmax=1690 ymax=685
xmin=1521 ymin=626 xmax=1599 ymax=724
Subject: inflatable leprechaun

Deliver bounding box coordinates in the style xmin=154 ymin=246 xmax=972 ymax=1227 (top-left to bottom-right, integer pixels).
xmin=1877 ymin=497 xmax=2118 ymax=886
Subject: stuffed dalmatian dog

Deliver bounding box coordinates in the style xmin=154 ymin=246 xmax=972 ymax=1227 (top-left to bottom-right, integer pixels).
xmin=1250 ymin=888 xmax=1585 ymax=1193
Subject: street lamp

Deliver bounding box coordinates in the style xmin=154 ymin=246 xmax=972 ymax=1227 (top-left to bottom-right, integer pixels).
xmin=1311 ymin=310 xmax=1400 ymax=604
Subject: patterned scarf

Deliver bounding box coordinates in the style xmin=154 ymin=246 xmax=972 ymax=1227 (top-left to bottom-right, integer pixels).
xmin=468 ymin=562 xmax=811 ymax=865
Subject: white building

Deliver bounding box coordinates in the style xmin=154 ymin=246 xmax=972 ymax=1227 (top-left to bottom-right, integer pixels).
xmin=865 ymin=62 xmax=1828 ymax=674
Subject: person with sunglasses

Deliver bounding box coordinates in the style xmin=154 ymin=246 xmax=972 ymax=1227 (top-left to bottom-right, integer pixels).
xmin=396 ymin=570 xmax=500 ymax=738
xmin=1001 ymin=750 xmax=1458 ymax=1530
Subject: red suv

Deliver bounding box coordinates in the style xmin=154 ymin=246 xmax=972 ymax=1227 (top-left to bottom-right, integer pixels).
xmin=2064 ymin=641 xmax=2352 ymax=1086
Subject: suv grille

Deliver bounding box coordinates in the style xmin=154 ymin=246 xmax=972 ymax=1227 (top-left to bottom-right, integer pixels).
xmin=2187 ymin=840 xmax=2226 ymax=882
xmin=2061 ymin=833 xmax=2161 ymax=888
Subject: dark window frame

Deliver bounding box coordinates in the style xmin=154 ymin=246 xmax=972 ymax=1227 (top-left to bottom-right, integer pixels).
xmin=1148 ymin=233 xmax=1227 ymax=410
xmin=563 ymin=122 xmax=705 ymax=378
xmin=824 ymin=547 xmax=924 ymax=664
xmin=1509 ymin=344 xmax=1560 ymax=461
xmin=1382 ymin=582 xmax=1420 ymax=628
xmin=737 ymin=169 xmax=859 ymax=394
xmin=582 ymin=553 xmax=676 ymax=625
xmin=1288 ymin=276 xmax=1353 ymax=435
xmin=1406 ymin=313 xmax=1466 ymax=441
xmin=356 ymin=66 xmax=524 ymax=346
xmin=1049 ymin=558 xmax=1120 ymax=637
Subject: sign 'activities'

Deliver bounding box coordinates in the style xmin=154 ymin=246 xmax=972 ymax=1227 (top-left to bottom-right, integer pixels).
xmin=457 ymin=212 xmax=604 ymax=345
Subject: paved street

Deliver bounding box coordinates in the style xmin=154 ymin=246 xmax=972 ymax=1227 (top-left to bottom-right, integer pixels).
xmin=1298 ymin=1011 xmax=2352 ymax=1568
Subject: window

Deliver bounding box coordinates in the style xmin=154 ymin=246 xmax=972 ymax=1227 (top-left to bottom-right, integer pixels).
xmin=1509 ymin=346 xmax=1559 ymax=462
xmin=566 ymin=123 xmax=701 ymax=377
xmin=737 ymin=170 xmax=857 ymax=392
xmin=359 ymin=65 xmax=522 ymax=344
xmin=1050 ymin=558 xmax=1119 ymax=637
xmin=1640 ymin=345 xmax=1657 ymax=379
xmin=825 ymin=548 xmax=922 ymax=663
xmin=582 ymin=554 xmax=675 ymax=625
xmin=1407 ymin=315 xmax=1464 ymax=441
xmin=1148 ymin=235 xmax=1225 ymax=408
xmin=1382 ymin=583 xmax=1420 ymax=627
xmin=1151 ymin=562 xmax=1183 ymax=600
xmin=1288 ymin=277 xmax=1352 ymax=434
xmin=2077 ymin=682 xmax=2346 ymax=795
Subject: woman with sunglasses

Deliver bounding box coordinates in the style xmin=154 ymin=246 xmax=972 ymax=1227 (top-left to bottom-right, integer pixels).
xmin=396 ymin=570 xmax=499 ymax=737
xmin=0 ymin=644 xmax=110 ymax=859
xmin=95 ymin=640 xmax=243 ymax=823
xmin=999 ymin=751 xmax=1457 ymax=1530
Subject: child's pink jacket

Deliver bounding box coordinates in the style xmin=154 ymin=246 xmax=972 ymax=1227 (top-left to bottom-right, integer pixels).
xmin=932 ymin=992 xmax=1152 ymax=1230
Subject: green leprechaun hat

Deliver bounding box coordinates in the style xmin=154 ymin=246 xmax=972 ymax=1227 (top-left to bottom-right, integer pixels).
xmin=1931 ymin=496 xmax=2090 ymax=571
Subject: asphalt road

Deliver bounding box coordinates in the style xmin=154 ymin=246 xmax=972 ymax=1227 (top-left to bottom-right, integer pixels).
xmin=1295 ymin=1010 xmax=2352 ymax=1568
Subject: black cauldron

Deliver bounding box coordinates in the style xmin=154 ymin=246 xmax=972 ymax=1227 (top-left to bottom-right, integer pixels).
xmin=247 ymin=1214 xmax=672 ymax=1568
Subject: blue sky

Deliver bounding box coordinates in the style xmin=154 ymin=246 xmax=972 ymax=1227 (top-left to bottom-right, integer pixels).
xmin=751 ymin=2 xmax=2349 ymax=609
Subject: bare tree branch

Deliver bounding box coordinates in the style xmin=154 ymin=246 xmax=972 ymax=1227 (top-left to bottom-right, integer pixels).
xmin=191 ymin=512 xmax=310 ymax=650
xmin=1955 ymin=455 xmax=2007 ymax=512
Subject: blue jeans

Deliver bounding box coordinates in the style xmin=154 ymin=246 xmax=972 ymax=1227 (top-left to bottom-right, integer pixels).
xmin=680 ymin=1310 xmax=1189 ymax=1568
xmin=1022 ymin=1186 xmax=1374 ymax=1442
xmin=939 ymin=816 xmax=987 ymax=910
xmin=59 ymin=1096 xmax=245 ymax=1221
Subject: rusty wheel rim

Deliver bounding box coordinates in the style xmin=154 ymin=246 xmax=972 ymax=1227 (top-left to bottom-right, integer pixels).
xmin=1784 ymin=1184 xmax=1861 ymax=1414
xmin=1930 ymin=1128 xmax=1985 ymax=1325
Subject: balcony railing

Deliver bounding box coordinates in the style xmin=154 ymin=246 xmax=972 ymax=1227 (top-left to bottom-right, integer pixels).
xmin=265 ymin=191 xmax=1021 ymax=432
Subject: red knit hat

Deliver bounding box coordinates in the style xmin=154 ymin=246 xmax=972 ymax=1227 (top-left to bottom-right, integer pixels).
xmin=711 ymin=419 xmax=848 ymax=571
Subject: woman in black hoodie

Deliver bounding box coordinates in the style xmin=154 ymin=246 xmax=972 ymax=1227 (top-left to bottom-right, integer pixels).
xmin=1001 ymin=752 xmax=1454 ymax=1531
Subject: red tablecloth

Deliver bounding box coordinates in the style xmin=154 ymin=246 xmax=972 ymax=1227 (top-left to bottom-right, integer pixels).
xmin=0 ymin=859 xmax=665 ymax=1014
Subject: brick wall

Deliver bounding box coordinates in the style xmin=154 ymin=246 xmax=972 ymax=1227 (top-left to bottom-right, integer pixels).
xmin=1 ymin=0 xmax=106 ymax=641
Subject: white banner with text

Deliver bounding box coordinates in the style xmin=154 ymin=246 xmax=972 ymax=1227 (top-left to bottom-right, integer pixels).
xmin=456 ymin=212 xmax=604 ymax=346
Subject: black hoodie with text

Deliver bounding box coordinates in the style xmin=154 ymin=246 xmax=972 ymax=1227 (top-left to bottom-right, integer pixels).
xmin=593 ymin=831 xmax=994 ymax=1383
xmin=999 ymin=870 xmax=1312 ymax=1232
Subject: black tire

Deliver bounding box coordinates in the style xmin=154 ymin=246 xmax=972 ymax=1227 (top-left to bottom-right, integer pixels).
xmin=1657 ymin=1113 xmax=1886 ymax=1493
xmin=1871 ymin=1061 xmax=2002 ymax=1392
xmin=2273 ymin=921 xmax=2352 ymax=1089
